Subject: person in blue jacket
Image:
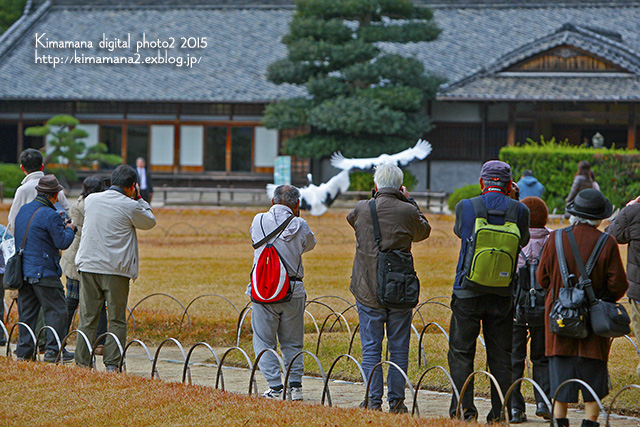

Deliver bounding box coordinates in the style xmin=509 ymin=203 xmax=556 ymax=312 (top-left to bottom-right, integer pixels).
xmin=13 ymin=175 xmax=76 ymax=362
xmin=448 ymin=160 xmax=530 ymax=423
xmin=517 ymin=170 xmax=545 ymax=200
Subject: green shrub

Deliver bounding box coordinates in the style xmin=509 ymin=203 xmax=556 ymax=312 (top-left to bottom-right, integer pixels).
xmin=500 ymin=137 xmax=640 ymax=212
xmin=447 ymin=184 xmax=481 ymax=212
xmin=348 ymin=169 xmax=417 ymax=191
xmin=0 ymin=163 xmax=23 ymax=198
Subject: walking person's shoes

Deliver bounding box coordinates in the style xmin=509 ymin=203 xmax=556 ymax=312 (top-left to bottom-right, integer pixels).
xmin=261 ymin=387 xmax=284 ymax=399
xmin=535 ymin=402 xmax=551 ymax=420
xmin=287 ymin=386 xmax=303 ymax=401
xmin=105 ymin=365 xmax=119 ymax=373
xmin=388 ymin=399 xmax=408 ymax=414
xmin=581 ymin=420 xmax=599 ymax=427
xmin=510 ymin=409 xmax=527 ymax=424
xmin=43 ymin=349 xmax=74 ymax=363
xmin=556 ymin=417 xmax=570 ymax=427
xmin=94 ymin=345 xmax=104 ymax=356
xmin=358 ymin=400 xmax=382 ymax=411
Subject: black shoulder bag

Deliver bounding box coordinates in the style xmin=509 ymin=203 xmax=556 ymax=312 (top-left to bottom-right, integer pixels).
xmin=3 ymin=207 xmax=44 ymax=290
xmin=369 ymin=199 xmax=420 ymax=309
xmin=565 ymin=228 xmax=631 ymax=338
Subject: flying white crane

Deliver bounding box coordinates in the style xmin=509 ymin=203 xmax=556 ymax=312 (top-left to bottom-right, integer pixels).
xmin=330 ymin=139 xmax=432 ymax=171
xmin=266 ymin=170 xmax=350 ymax=216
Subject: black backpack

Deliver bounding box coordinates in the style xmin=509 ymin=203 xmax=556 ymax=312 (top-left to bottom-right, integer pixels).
xmin=514 ymin=250 xmax=546 ymax=327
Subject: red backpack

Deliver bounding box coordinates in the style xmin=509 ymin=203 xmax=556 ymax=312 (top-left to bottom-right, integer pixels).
xmin=250 ymin=215 xmax=294 ymax=304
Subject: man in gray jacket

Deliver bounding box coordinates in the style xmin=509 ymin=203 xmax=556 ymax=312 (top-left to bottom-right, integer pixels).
xmin=348 ymin=163 xmax=431 ymax=413
xmin=606 ymin=195 xmax=640 ymax=379
xmin=248 ymin=185 xmax=316 ymax=400
xmin=74 ymin=165 xmax=156 ymax=371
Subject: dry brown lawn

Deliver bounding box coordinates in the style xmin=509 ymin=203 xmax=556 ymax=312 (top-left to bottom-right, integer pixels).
xmin=1 ymin=203 xmax=638 ymax=414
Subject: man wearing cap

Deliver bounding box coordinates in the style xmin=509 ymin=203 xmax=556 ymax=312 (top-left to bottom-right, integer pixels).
xmin=448 ymin=160 xmax=530 ymax=422
xmin=13 ymin=175 xmax=76 ymax=362
xmin=538 ymin=189 xmax=627 ymax=427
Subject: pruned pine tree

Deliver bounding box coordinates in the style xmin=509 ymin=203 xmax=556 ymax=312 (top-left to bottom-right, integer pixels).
xmin=263 ymin=0 xmax=443 ymax=159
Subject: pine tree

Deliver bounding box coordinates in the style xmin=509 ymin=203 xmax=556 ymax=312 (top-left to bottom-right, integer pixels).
xmin=263 ymin=0 xmax=443 ymax=158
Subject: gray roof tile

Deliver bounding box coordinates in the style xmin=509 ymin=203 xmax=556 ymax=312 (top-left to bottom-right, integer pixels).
xmin=1 ymin=3 xmax=640 ymax=102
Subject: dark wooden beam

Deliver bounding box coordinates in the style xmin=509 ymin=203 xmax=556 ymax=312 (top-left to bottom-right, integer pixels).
xmin=629 ymin=104 xmax=637 ymax=150
xmin=507 ymin=103 xmax=516 ymax=146
xmin=516 ymin=110 xmax=637 ymax=121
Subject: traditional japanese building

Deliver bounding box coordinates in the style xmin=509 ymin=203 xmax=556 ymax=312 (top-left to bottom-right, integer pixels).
xmin=0 ymin=0 xmax=639 ymax=191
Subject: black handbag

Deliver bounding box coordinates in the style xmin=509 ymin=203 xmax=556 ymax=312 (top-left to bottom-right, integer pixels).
xmin=3 ymin=207 xmax=44 ymax=290
xmin=549 ymin=228 xmax=591 ymax=339
xmin=370 ymin=199 xmax=420 ymax=309
xmin=565 ymin=229 xmax=631 ymax=338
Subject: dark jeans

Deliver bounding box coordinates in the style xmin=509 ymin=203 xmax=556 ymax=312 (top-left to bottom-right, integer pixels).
xmin=448 ymin=294 xmax=513 ymax=422
xmin=16 ymin=278 xmax=68 ymax=358
xmin=0 ymin=274 xmax=5 ymax=343
xmin=357 ymin=301 xmax=412 ymax=405
xmin=511 ymin=324 xmax=550 ymax=412
xmin=66 ymin=295 xmax=108 ymax=346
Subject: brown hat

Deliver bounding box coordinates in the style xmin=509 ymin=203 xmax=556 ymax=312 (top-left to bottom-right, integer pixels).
xmin=521 ymin=196 xmax=548 ymax=228
xmin=35 ymin=174 xmax=63 ymax=194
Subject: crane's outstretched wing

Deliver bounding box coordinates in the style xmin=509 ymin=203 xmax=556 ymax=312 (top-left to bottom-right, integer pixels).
xmin=330 ymin=139 xmax=432 ymax=171
xmin=265 ymin=170 xmax=351 ymax=216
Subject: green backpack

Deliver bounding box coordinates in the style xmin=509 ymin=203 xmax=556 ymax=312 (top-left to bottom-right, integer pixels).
xmin=463 ymin=197 xmax=521 ymax=293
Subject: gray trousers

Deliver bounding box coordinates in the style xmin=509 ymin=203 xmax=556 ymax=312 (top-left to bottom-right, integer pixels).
xmin=251 ymin=296 xmax=306 ymax=388
xmin=630 ymin=298 xmax=640 ymax=379
xmin=75 ymin=272 xmax=130 ymax=367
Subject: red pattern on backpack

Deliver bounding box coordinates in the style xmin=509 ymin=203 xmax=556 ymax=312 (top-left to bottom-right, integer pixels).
xmin=251 ymin=244 xmax=290 ymax=303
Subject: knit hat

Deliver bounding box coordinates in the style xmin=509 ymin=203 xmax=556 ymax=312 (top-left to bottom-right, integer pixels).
xmin=521 ymin=196 xmax=548 ymax=228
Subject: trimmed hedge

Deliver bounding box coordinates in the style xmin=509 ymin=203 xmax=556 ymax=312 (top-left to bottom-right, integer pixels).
xmin=447 ymin=184 xmax=481 ymax=212
xmin=348 ymin=170 xmax=417 ymax=192
xmin=500 ymin=140 xmax=640 ymax=212
xmin=0 ymin=163 xmax=23 ymax=198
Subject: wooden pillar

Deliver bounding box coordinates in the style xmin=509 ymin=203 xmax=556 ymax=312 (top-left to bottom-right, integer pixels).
xmin=121 ymin=124 xmax=128 ymax=164
xmin=225 ymin=126 xmax=232 ymax=174
xmin=17 ymin=121 xmax=24 ymax=161
xmin=174 ymin=123 xmax=180 ymax=173
xmin=628 ymin=104 xmax=637 ymax=150
xmin=507 ymin=103 xmax=516 ymax=146
xmin=480 ymin=103 xmax=488 ymax=160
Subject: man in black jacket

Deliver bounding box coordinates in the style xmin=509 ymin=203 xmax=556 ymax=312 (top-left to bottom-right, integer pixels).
xmin=135 ymin=157 xmax=154 ymax=203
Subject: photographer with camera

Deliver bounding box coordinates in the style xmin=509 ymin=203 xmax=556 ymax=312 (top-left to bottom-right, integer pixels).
xmin=13 ymin=175 xmax=76 ymax=362
xmin=74 ymin=165 xmax=156 ymax=371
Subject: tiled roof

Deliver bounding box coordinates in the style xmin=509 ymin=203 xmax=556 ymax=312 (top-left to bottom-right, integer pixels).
xmin=441 ymin=75 xmax=640 ymax=101
xmin=1 ymin=2 xmax=640 ymax=102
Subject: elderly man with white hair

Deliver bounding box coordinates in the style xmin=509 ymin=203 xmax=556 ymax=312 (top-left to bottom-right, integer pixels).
xmin=347 ymin=163 xmax=431 ymax=413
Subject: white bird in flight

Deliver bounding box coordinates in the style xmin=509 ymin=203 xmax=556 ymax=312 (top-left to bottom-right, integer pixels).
xmin=330 ymin=139 xmax=432 ymax=171
xmin=266 ymin=170 xmax=351 ymax=216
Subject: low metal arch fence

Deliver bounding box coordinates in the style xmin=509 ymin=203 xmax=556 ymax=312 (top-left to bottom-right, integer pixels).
xmin=128 ymin=293 xmax=190 ymax=330
xmin=321 ymin=353 xmax=367 ymax=406
xmin=152 ymin=337 xmax=188 ymax=380
xmin=501 ymin=377 xmax=552 ymax=427
xmin=215 ymin=346 xmax=256 ymax=394
xmin=315 ymin=311 xmax=351 ymax=356
xmin=6 ymin=322 xmax=37 ymax=360
xmin=363 ymin=360 xmax=416 ymax=416
xmin=456 ymin=370 xmax=505 ymax=420
xmin=418 ymin=322 xmax=450 ymax=367
xmin=412 ymin=365 xmax=459 ymax=417
xmin=180 ymin=294 xmax=240 ymax=328
xmin=284 ymin=350 xmax=331 ymax=404
xmin=92 ymin=332 xmax=124 ymax=371
xmin=551 ymin=379 xmax=607 ymax=427
xmin=182 ymin=342 xmax=221 ymax=385
xmin=120 ymin=339 xmax=155 ymax=376
xmin=605 ymin=384 xmax=640 ymax=426
xmin=248 ymin=349 xmax=287 ymax=398
xmin=235 ymin=305 xmax=252 ymax=347
xmin=35 ymin=326 xmax=62 ymax=363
